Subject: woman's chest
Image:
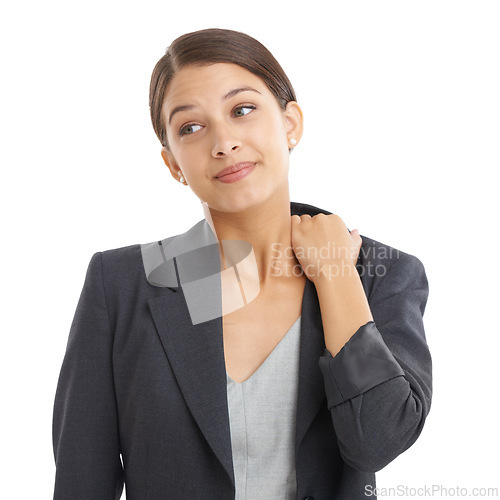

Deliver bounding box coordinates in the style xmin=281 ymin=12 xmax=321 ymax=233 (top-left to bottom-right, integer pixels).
xmin=222 ymin=276 xmax=306 ymax=383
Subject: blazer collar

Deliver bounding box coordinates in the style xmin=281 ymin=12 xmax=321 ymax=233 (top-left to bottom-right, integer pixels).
xmin=143 ymin=201 xmax=329 ymax=487
xmin=141 ymin=202 xmax=335 ymax=292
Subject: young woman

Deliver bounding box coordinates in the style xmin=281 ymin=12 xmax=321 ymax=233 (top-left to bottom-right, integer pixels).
xmin=52 ymin=28 xmax=432 ymax=499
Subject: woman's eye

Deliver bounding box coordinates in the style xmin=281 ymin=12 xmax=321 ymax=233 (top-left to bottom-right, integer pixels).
xmin=179 ymin=124 xmax=202 ymax=136
xmin=233 ymin=105 xmax=256 ymax=117
xmin=178 ymin=106 xmax=255 ymax=136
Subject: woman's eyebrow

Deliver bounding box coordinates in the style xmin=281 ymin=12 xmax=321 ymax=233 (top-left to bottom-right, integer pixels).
xmin=168 ymin=87 xmax=261 ymax=125
xmin=223 ymin=86 xmax=261 ymax=100
xmin=168 ymin=105 xmax=195 ymax=125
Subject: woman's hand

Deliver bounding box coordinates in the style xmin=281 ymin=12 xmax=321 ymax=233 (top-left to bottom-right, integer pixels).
xmin=291 ymin=213 xmax=371 ymax=356
xmin=290 ymin=214 xmax=362 ymax=285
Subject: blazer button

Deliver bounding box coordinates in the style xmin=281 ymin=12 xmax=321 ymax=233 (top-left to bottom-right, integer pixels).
xmin=304 ymin=497 xmax=315 ymax=500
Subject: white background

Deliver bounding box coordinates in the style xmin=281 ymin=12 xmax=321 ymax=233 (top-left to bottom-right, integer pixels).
xmin=1 ymin=1 xmax=499 ymax=498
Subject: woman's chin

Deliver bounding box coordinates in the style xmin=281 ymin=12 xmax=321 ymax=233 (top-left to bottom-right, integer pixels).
xmin=208 ymin=190 xmax=271 ymax=215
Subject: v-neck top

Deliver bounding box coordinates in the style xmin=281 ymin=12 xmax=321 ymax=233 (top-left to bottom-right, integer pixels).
xmin=226 ymin=315 xmax=302 ymax=499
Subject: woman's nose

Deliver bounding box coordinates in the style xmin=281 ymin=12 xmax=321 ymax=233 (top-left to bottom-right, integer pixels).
xmin=211 ymin=123 xmax=241 ymax=157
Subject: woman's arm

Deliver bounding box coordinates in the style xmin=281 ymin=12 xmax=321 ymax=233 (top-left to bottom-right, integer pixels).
xmin=317 ymin=252 xmax=432 ymax=473
xmin=314 ymin=260 xmax=373 ymax=357
xmin=52 ymin=252 xmax=124 ymax=499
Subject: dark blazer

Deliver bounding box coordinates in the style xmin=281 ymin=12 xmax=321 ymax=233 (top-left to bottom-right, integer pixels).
xmin=52 ymin=201 xmax=432 ymax=500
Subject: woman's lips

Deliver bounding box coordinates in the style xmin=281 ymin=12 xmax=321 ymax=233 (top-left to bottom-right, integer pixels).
xmin=216 ymin=162 xmax=256 ymax=183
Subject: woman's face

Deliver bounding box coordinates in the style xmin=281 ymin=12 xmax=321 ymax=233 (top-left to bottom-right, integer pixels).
xmin=161 ymin=63 xmax=303 ymax=213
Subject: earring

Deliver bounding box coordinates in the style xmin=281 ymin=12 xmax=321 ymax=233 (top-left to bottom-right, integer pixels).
xmin=178 ymin=172 xmax=187 ymax=185
xmin=289 ymin=137 xmax=297 ymax=147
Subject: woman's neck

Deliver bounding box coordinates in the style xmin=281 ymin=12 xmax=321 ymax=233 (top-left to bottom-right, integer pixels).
xmin=204 ymin=193 xmax=303 ymax=289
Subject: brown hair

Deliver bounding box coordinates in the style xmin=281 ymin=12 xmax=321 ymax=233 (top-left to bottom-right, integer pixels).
xmin=149 ymin=28 xmax=297 ymax=150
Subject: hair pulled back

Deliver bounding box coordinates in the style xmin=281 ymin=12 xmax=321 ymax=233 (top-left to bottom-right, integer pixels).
xmin=149 ymin=28 xmax=297 ymax=149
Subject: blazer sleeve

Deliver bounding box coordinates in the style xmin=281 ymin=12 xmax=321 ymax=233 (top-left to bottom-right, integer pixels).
xmin=52 ymin=252 xmax=124 ymax=499
xmin=318 ymin=252 xmax=432 ymax=473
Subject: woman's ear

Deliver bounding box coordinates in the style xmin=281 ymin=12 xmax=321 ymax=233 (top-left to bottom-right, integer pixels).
xmin=161 ymin=146 xmax=183 ymax=182
xmin=283 ymin=101 xmax=304 ymax=146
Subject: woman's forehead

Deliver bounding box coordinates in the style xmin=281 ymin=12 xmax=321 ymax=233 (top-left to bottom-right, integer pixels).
xmin=162 ymin=63 xmax=269 ymax=112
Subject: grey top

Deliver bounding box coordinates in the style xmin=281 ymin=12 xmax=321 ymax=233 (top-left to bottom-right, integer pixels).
xmin=226 ymin=316 xmax=302 ymax=500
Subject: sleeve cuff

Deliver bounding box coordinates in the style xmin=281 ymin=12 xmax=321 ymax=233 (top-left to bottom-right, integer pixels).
xmin=319 ymin=321 xmax=405 ymax=408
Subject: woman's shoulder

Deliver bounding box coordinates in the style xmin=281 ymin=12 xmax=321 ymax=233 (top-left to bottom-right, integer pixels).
xmin=357 ymin=233 xmax=425 ymax=275
xmin=90 ymin=243 xmax=146 ymax=290
xmin=292 ymin=200 xmax=425 ymax=271
xmin=355 ymin=233 xmax=428 ymax=304
xmin=358 ymin=233 xmax=420 ymax=265
xmin=93 ymin=218 xmax=215 ymax=289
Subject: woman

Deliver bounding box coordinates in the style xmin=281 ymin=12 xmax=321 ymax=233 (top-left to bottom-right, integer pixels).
xmin=52 ymin=28 xmax=432 ymax=499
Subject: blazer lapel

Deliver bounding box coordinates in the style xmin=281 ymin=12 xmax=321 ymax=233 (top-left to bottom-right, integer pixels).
xmin=295 ymin=277 xmax=328 ymax=449
xmin=291 ymin=201 xmax=329 ymax=448
xmin=147 ymin=289 xmax=235 ymax=485
xmin=144 ymin=219 xmax=235 ymax=485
